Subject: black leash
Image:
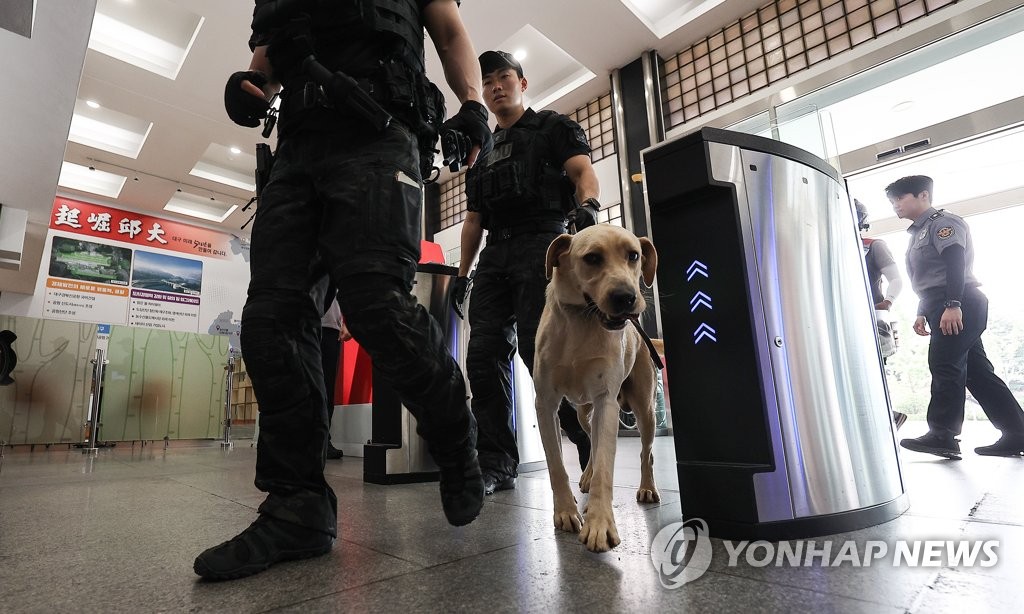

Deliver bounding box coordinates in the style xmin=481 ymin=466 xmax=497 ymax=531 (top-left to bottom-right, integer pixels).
xmin=629 ymin=315 xmax=664 ymax=370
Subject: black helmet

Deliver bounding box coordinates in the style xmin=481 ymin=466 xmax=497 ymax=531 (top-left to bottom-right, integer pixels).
xmin=854 ymin=199 xmax=869 ymax=230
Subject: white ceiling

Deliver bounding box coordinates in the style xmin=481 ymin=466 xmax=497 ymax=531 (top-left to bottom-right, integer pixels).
xmin=0 ymin=0 xmax=764 ymax=292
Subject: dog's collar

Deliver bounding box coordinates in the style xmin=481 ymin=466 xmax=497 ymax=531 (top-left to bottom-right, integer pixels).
xmin=560 ymin=297 xmax=601 ymax=322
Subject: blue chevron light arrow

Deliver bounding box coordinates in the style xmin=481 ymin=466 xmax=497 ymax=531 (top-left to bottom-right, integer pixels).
xmin=689 ymin=290 xmax=713 ymax=312
xmin=686 ymin=260 xmax=709 ymax=281
xmin=693 ymin=322 xmax=717 ymax=344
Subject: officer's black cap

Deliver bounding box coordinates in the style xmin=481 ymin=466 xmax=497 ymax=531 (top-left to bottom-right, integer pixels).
xmin=480 ymin=50 xmax=524 ymax=78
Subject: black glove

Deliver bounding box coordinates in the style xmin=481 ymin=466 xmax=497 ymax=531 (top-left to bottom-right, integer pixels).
xmin=450 ymin=275 xmax=471 ymax=319
xmin=225 ymin=70 xmax=270 ymax=128
xmin=568 ymin=201 xmax=600 ymax=231
xmin=440 ymin=101 xmax=493 ymax=161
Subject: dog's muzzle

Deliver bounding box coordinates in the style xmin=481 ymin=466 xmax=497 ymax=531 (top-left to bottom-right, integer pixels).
xmin=583 ymin=293 xmax=633 ymax=331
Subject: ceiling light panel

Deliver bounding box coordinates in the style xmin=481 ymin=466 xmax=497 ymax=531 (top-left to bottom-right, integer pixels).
xmin=189 ymin=144 xmax=257 ymax=192
xmin=69 ymin=99 xmax=152 ymax=159
xmin=620 ymin=0 xmax=726 ymax=39
xmin=497 ymin=25 xmax=596 ymax=111
xmin=847 ymin=125 xmax=1024 ymax=224
xmin=88 ymin=0 xmax=204 ymax=79
xmin=58 ymin=161 xmax=127 ymax=199
xmin=164 ymin=191 xmax=238 ymax=224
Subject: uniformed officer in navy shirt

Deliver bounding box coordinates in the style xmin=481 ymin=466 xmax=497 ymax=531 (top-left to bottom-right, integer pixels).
xmin=887 ymin=175 xmax=1024 ymax=459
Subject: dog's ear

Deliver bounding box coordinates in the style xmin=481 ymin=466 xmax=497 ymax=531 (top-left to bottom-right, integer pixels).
xmin=639 ymin=237 xmax=658 ymax=286
xmin=545 ymin=234 xmax=573 ymax=280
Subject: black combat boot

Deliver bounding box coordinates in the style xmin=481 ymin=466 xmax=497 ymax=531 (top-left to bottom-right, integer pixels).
xmin=432 ymin=440 xmax=485 ymax=526
xmin=900 ymin=432 xmax=961 ymax=459
xmin=482 ymin=470 xmax=517 ymax=495
xmin=974 ymin=433 xmax=1024 ymax=457
xmin=193 ymin=515 xmax=334 ymax=581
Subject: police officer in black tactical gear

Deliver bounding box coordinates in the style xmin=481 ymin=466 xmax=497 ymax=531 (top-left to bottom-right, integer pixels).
xmin=888 ymin=175 xmax=1024 ymax=459
xmin=194 ymin=0 xmax=494 ymax=581
xmin=452 ymin=50 xmax=601 ymax=496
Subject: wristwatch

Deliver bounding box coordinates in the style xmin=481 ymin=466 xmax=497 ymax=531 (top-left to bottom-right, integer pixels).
xmin=581 ymin=197 xmax=601 ymax=210
xmin=944 ymin=299 xmax=962 ymax=309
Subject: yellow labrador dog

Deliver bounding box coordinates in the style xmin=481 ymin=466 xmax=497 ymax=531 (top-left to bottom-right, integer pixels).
xmin=534 ymin=224 xmax=660 ymax=552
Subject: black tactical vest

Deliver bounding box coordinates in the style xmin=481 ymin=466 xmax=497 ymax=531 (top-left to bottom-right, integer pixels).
xmin=465 ymin=110 xmax=574 ymax=227
xmin=253 ymin=0 xmax=425 ymax=74
xmin=252 ymin=0 xmax=445 ymax=174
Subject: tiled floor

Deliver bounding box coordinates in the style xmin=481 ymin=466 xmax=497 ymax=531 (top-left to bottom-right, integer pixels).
xmin=1 ymin=420 xmax=1021 ymax=613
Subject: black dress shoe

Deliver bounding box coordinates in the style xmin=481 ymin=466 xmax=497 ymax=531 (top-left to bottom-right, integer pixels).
xmin=483 ymin=472 xmax=516 ymax=495
xmin=975 ymin=433 xmax=1024 ymax=457
xmin=431 ymin=441 xmax=484 ymax=526
xmin=326 ymin=445 xmax=344 ymax=460
xmin=193 ymin=515 xmax=334 ymax=581
xmin=900 ymin=432 xmax=961 ymax=459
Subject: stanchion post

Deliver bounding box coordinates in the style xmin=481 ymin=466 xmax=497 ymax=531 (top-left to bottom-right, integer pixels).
xmin=221 ymin=353 xmax=235 ymax=449
xmin=83 ymin=348 xmax=107 ymax=455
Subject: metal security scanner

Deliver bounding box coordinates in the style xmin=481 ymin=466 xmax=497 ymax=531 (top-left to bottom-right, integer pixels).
xmin=643 ymin=127 xmax=908 ymax=540
xmin=363 ymin=263 xmax=456 ymax=484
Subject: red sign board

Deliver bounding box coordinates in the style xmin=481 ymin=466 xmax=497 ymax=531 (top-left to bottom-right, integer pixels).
xmin=50 ymin=197 xmax=235 ymax=259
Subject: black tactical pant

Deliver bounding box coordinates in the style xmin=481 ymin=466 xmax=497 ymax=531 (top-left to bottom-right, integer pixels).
xmin=923 ymin=287 xmax=1024 ymax=439
xmin=243 ymin=123 xmax=475 ymax=537
xmin=467 ymin=231 xmax=587 ymax=479
xmin=320 ymin=326 xmax=340 ymax=429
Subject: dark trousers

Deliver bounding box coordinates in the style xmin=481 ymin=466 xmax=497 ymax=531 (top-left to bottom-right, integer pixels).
xmin=923 ymin=287 xmax=1024 ymax=439
xmin=243 ymin=125 xmax=475 ymax=537
xmin=466 ymin=233 xmax=586 ymax=478
xmin=320 ymin=326 xmax=341 ymax=431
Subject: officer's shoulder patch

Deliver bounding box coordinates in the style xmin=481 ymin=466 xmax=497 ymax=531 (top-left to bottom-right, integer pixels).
xmin=936 ymin=226 xmax=955 ymax=239
xmin=573 ymin=126 xmax=590 ymax=147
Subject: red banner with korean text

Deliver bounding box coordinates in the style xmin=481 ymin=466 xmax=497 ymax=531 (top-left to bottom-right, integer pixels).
xmin=50 ymin=197 xmax=234 ymax=259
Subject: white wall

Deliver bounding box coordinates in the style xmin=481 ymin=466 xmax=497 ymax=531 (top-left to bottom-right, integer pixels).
xmin=593 ymin=155 xmax=622 ymax=208
xmin=0 ymin=0 xmax=97 ymax=294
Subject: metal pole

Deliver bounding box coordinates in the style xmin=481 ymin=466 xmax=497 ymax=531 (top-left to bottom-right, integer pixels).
xmin=610 ymin=68 xmax=634 ymax=235
xmin=83 ymin=348 xmax=106 ymax=455
xmin=221 ymin=353 xmax=235 ymax=449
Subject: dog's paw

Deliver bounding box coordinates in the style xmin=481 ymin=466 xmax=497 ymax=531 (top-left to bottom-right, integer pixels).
xmin=579 ymin=513 xmax=620 ymax=552
xmin=636 ymin=486 xmax=661 ymax=503
xmin=553 ymin=508 xmax=583 ymax=533
xmin=579 ymin=467 xmax=593 ymax=493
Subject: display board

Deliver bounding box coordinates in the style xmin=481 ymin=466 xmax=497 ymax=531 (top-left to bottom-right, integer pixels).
xmin=33 ymin=197 xmax=250 ymax=336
